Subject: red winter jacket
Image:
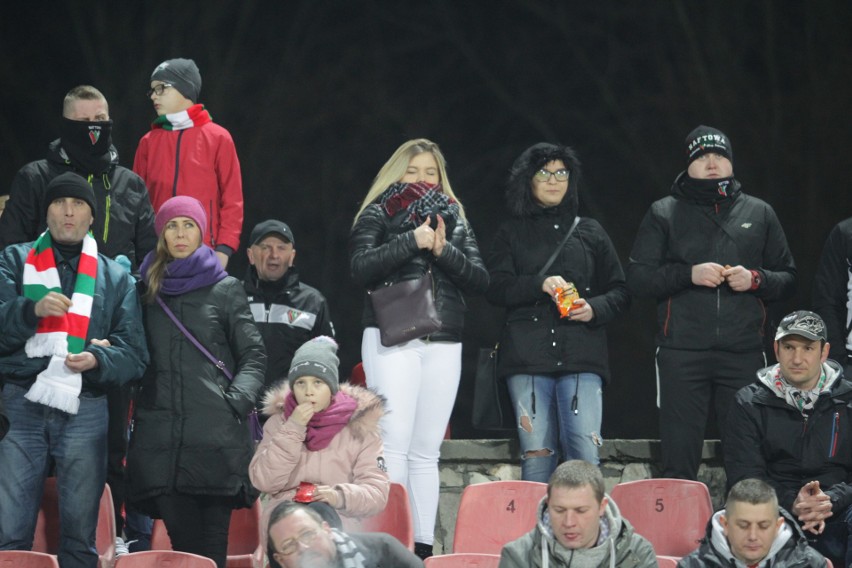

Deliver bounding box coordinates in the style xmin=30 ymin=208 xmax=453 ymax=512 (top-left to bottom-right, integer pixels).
xmin=133 ymin=116 xmax=243 ymax=253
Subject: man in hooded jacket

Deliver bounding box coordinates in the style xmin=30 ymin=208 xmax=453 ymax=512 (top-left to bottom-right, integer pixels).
xmin=679 ymin=478 xmax=825 ymax=568
xmin=499 ymin=460 xmax=656 ymax=568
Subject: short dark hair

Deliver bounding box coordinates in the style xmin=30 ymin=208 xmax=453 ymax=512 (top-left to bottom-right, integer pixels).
xmin=725 ymin=478 xmax=779 ymax=515
xmin=266 ymin=501 xmax=324 ymax=568
xmin=547 ymin=460 xmax=605 ymax=503
xmin=62 ymin=85 xmax=107 ymax=117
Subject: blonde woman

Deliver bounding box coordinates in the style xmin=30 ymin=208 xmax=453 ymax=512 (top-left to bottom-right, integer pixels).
xmin=349 ymin=139 xmax=489 ymax=559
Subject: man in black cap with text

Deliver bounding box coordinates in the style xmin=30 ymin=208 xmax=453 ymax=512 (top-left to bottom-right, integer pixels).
xmin=243 ymin=220 xmax=335 ymax=408
xmin=627 ymin=125 xmax=796 ymax=480
xmin=725 ymin=310 xmax=852 ymax=567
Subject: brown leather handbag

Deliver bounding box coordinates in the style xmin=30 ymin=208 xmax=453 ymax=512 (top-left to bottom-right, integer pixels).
xmin=368 ymin=268 xmax=442 ymax=347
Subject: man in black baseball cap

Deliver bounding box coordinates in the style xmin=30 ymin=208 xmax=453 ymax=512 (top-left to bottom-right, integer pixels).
xmin=725 ymin=309 xmax=852 ymax=566
xmin=243 ymin=220 xmax=334 ymax=411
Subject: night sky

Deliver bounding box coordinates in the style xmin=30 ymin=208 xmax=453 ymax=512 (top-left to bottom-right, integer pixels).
xmin=2 ymin=2 xmax=851 ymax=439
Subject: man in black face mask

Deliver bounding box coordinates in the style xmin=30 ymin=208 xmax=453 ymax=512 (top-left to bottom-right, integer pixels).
xmin=0 ymin=85 xmax=156 ymax=553
xmin=0 ymin=85 xmax=156 ymax=268
xmin=626 ymin=125 xmax=796 ymax=481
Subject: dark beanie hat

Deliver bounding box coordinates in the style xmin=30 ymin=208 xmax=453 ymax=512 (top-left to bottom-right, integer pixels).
xmin=288 ymin=336 xmax=340 ymax=395
xmin=685 ymin=125 xmax=733 ymax=166
xmin=44 ymin=172 xmax=97 ymax=217
xmin=151 ymin=58 xmax=202 ymax=103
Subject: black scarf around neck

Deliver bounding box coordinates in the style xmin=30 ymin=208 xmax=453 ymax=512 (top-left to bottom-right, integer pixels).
xmin=680 ymin=174 xmax=738 ymax=205
xmin=59 ymin=117 xmax=113 ymax=175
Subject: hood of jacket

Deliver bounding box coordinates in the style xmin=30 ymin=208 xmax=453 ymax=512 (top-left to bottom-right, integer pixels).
xmin=47 ymin=138 xmax=119 ymax=176
xmin=756 ymin=358 xmax=845 ymax=402
xmin=505 ymin=142 xmax=581 ymax=219
xmin=261 ymin=382 xmax=386 ymax=442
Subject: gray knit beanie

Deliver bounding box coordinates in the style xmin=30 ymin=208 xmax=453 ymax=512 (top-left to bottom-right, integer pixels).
xmin=288 ymin=336 xmax=340 ymax=394
xmin=151 ymin=58 xmax=202 ymax=103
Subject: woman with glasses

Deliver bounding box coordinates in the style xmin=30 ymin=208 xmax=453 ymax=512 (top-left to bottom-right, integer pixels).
xmin=485 ymin=143 xmax=629 ymax=482
xmin=133 ymin=57 xmax=243 ymax=270
xmin=349 ymin=138 xmax=488 ymax=559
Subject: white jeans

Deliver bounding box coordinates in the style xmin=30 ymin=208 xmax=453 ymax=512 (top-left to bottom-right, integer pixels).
xmin=361 ymin=327 xmax=461 ymax=544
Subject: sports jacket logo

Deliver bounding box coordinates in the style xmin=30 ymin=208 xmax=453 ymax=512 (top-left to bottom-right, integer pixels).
xmin=741 ymin=223 xmax=752 ymax=229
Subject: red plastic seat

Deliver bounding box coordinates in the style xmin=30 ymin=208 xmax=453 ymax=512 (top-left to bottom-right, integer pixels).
xmin=609 ymin=478 xmax=713 ymax=557
xmin=31 ymin=477 xmax=116 ymax=567
xmin=342 ymin=482 xmax=415 ymax=551
xmin=656 ymin=555 xmax=679 ymax=568
xmin=452 ymin=480 xmax=547 ymax=554
xmin=0 ymin=551 xmax=61 ymax=567
xmin=115 ymin=550 xmax=217 ymax=567
xmin=150 ymin=499 xmax=264 ymax=568
xmin=424 ymin=553 xmax=501 ymax=568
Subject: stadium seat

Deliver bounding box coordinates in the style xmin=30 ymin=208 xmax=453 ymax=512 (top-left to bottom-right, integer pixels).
xmin=609 ymin=478 xmax=713 ymax=557
xmin=452 ymin=480 xmax=547 ymax=554
xmin=424 ymin=553 xmax=501 ymax=568
xmin=342 ymin=482 xmax=414 ymax=551
xmin=115 ymin=550 xmax=217 ymax=567
xmin=32 ymin=477 xmax=116 ymax=567
xmin=150 ymin=499 xmax=264 ymax=568
xmin=656 ymin=555 xmax=679 ymax=568
xmin=0 ymin=551 xmax=60 ymax=567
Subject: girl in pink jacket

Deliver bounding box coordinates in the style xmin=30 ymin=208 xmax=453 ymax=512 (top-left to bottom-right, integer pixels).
xmin=249 ymin=336 xmax=389 ymax=533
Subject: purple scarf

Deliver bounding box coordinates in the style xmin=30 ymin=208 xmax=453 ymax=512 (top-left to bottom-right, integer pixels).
xmin=284 ymin=391 xmax=358 ymax=451
xmin=140 ymin=245 xmax=227 ymax=296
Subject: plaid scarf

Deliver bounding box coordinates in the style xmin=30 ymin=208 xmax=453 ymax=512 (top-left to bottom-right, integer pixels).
xmin=378 ymin=182 xmax=459 ymax=230
xmin=329 ymin=529 xmax=366 ymax=568
xmin=152 ymin=103 xmax=212 ymax=131
xmin=23 ymin=230 xmax=98 ymax=414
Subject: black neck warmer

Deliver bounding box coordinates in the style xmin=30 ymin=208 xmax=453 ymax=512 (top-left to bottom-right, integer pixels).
xmin=680 ymin=175 xmax=738 ymax=205
xmin=59 ymin=117 xmax=113 ymax=175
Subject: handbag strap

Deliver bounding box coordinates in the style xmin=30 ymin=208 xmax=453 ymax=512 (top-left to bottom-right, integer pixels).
xmin=537 ymin=216 xmax=580 ymax=277
xmin=155 ymin=295 xmax=234 ymax=381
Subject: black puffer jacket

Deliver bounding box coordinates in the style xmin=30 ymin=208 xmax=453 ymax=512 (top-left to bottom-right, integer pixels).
xmin=724 ymin=360 xmax=852 ymax=515
xmin=349 ymin=204 xmax=489 ymax=342
xmin=127 ymin=277 xmax=266 ymax=515
xmin=0 ymin=139 xmax=157 ymax=269
xmin=627 ymin=172 xmax=796 ymax=352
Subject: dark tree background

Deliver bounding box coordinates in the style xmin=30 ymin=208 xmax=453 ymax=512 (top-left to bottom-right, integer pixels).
xmin=2 ymin=2 xmax=850 ymax=439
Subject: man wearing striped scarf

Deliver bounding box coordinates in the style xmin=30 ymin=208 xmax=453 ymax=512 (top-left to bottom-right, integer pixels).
xmin=0 ymin=172 xmax=149 ymax=568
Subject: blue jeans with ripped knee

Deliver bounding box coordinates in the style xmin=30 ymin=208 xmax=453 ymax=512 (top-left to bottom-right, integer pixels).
xmin=506 ymin=373 xmax=603 ymax=482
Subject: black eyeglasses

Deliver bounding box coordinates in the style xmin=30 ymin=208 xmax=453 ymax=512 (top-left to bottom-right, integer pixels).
xmin=276 ymin=529 xmax=320 ymax=556
xmin=146 ymin=84 xmax=174 ymax=98
xmin=534 ymin=169 xmax=570 ymax=182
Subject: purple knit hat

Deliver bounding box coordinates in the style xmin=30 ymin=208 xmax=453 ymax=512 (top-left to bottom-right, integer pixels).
xmin=155 ymin=196 xmax=207 ymax=239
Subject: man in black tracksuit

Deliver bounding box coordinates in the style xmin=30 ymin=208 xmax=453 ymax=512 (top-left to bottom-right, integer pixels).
xmin=627 ymin=125 xmax=796 ymax=480
xmin=813 ymin=216 xmax=852 ymax=376
xmin=725 ymin=311 xmax=852 ymax=566
xmin=242 ymin=220 xmax=334 ymax=408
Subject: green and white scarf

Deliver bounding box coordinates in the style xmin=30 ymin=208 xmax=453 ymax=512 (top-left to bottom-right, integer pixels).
xmin=151 ymin=103 xmax=212 ymax=131
xmin=23 ymin=230 xmax=98 ymax=414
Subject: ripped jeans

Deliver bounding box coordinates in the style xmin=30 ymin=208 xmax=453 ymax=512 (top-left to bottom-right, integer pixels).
xmin=506 ymin=373 xmax=603 ymax=482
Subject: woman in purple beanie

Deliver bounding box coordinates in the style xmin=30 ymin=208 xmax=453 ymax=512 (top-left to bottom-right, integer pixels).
xmin=126 ymin=196 xmax=266 ymax=568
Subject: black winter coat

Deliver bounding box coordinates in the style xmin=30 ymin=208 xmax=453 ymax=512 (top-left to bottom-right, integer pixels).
xmin=486 ymin=203 xmax=629 ymax=382
xmin=127 ymin=277 xmax=266 ymax=515
xmin=725 ymin=361 xmax=852 ymax=515
xmin=813 ymin=216 xmax=852 ymax=365
xmin=349 ymin=204 xmax=489 ymax=342
xmin=0 ymin=140 xmax=157 ymax=269
xmin=628 ymin=174 xmax=796 ymax=352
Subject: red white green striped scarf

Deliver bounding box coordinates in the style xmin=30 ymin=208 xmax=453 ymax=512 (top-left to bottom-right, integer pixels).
xmin=23 ymin=230 xmax=98 ymax=414
xmin=151 ymin=103 xmax=212 ymax=131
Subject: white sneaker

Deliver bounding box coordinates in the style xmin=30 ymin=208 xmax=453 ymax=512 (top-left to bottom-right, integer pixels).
xmin=115 ymin=536 xmax=130 ymax=557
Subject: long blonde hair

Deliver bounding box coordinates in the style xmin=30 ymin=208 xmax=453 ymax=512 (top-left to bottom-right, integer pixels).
xmin=352 ymin=138 xmax=466 ymax=225
xmin=144 ymin=235 xmax=173 ymax=303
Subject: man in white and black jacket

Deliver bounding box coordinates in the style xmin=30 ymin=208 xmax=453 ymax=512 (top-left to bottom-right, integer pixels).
xmin=813 ymin=216 xmax=852 ymax=376
xmin=243 ymin=220 xmax=334 ymax=408
xmin=627 ymin=125 xmax=796 ymax=481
